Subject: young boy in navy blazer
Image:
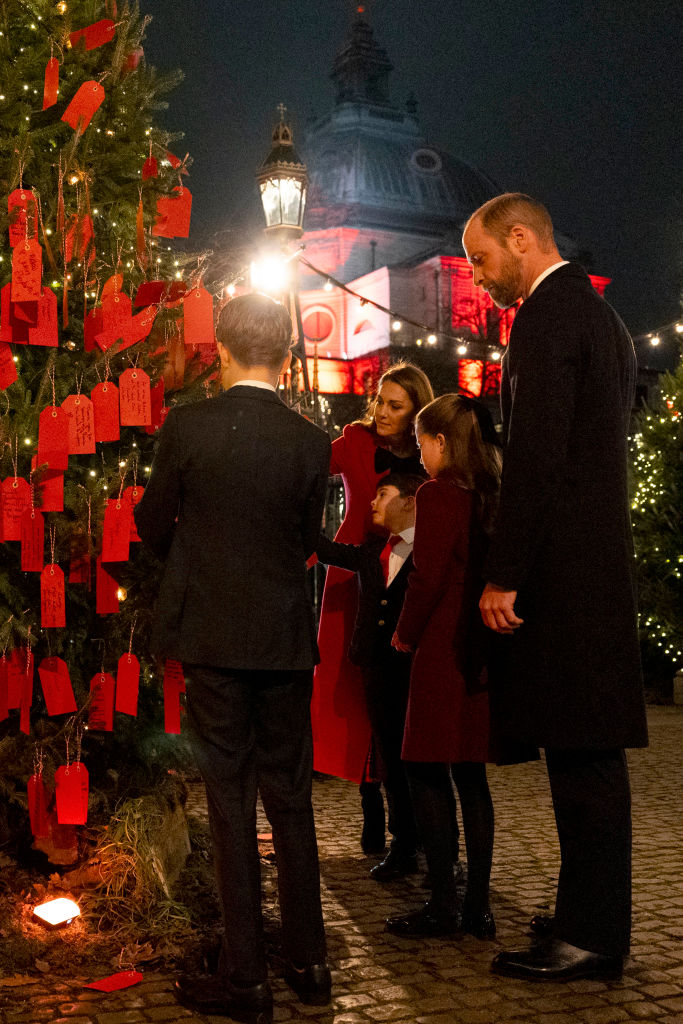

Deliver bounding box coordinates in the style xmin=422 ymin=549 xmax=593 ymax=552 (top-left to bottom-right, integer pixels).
xmin=316 ymin=472 xmax=426 ymax=881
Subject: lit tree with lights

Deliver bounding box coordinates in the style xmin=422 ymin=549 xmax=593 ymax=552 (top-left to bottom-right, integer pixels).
xmin=630 ymin=352 xmax=683 ymax=685
xmin=0 ymin=0 xmax=216 ymax=861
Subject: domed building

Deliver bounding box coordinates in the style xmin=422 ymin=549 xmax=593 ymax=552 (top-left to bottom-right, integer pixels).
xmin=296 ymin=7 xmax=607 ymax=398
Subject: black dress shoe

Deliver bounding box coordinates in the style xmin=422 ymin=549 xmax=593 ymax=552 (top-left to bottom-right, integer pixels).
xmin=529 ymin=913 xmax=555 ymax=937
xmin=370 ymin=849 xmax=419 ymax=881
xmin=386 ymin=902 xmax=461 ymax=937
xmin=491 ymin=939 xmax=624 ymax=982
xmin=283 ymin=961 xmax=332 ymax=1005
xmin=174 ymin=972 xmax=273 ymax=1022
xmin=460 ymin=908 xmax=496 ymax=940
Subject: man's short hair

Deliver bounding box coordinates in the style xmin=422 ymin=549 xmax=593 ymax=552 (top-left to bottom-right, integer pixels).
xmin=376 ymin=472 xmax=426 ymax=498
xmin=216 ymin=293 xmax=292 ymax=370
xmin=466 ymin=193 xmax=556 ymax=253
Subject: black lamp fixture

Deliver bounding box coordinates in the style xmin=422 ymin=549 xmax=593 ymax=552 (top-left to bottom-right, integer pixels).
xmin=256 ymin=104 xmax=308 ymax=239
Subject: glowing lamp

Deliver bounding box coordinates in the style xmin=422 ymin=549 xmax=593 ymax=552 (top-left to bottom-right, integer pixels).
xmin=255 ymin=107 xmax=307 ymax=238
xmin=250 ymin=256 xmax=290 ymax=296
xmin=34 ymin=898 xmax=80 ymax=927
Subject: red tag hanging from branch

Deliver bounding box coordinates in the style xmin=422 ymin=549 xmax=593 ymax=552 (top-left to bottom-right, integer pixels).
xmin=134 ymin=280 xmax=186 ymax=305
xmin=91 ymin=381 xmax=120 ymax=442
xmin=153 ymin=187 xmax=192 ymax=238
xmin=28 ymin=287 xmax=58 ymax=347
xmin=183 ymin=286 xmax=216 ymax=347
xmin=101 ymin=496 xmax=131 ymax=562
xmin=37 ymin=656 xmax=77 ymax=716
xmin=123 ymin=485 xmax=144 ymax=540
xmin=135 ymin=197 xmax=147 ymax=267
xmin=116 ymin=652 xmax=139 ymax=716
xmin=119 ymin=368 xmax=151 ymax=426
xmin=0 ymin=658 xmax=7 ymax=722
xmin=88 ymin=672 xmax=115 ymax=731
xmin=41 ymin=564 xmax=66 ymax=628
xmin=28 ymin=773 xmax=51 ymax=837
xmin=21 ymin=507 xmax=44 ymax=572
xmin=55 ymin=762 xmax=89 ymax=825
xmin=61 ymin=81 xmax=105 ymax=132
xmin=0 ymin=343 xmax=18 ymax=389
xmin=69 ymin=19 xmax=116 ymax=50
xmin=96 ymin=555 xmax=120 ymax=614
xmin=142 ymin=156 xmax=157 ymax=180
xmin=84 ymin=306 xmax=102 ymax=352
xmin=163 ymin=659 xmax=185 ymax=734
xmin=12 ymin=239 xmax=42 ymax=302
xmin=43 ymin=56 xmax=59 ymax=110
xmin=69 ymin=532 xmax=91 ymax=586
xmin=61 ymin=394 xmax=96 ymax=454
xmin=8 ymin=189 xmax=38 ymax=247
xmin=1 ymin=477 xmax=31 ymax=541
xmin=145 ymin=379 xmax=165 ymax=434
xmin=64 ymin=214 xmax=94 ymax=265
xmin=96 ymin=291 xmax=133 ymax=351
xmin=38 ymin=406 xmax=69 ymax=470
xmin=6 ymin=648 xmax=28 ymax=709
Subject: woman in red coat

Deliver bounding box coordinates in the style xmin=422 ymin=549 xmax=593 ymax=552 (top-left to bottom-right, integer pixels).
xmin=311 ymin=363 xmax=432 ymax=847
xmin=388 ymin=394 xmax=502 ymax=940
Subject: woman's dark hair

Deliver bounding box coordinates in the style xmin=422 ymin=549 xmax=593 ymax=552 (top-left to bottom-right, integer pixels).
xmin=416 ymin=394 xmax=502 ymax=533
xmin=355 ymin=362 xmax=434 ymax=451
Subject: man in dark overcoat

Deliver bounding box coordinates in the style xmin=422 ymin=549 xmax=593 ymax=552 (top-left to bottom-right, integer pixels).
xmin=134 ymin=293 xmax=332 ymax=1022
xmin=463 ymin=193 xmax=648 ymax=981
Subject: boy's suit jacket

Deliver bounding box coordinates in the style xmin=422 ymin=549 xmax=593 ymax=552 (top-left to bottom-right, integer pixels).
xmin=316 ymin=533 xmax=412 ymax=667
xmin=134 ymin=385 xmax=331 ymax=671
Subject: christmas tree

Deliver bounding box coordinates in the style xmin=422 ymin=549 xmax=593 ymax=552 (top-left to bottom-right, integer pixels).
xmin=0 ymin=0 xmax=217 ymax=863
xmin=630 ymin=350 xmax=683 ymax=686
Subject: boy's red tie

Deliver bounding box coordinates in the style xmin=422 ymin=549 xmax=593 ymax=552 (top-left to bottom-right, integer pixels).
xmin=380 ymin=534 xmax=402 ymax=585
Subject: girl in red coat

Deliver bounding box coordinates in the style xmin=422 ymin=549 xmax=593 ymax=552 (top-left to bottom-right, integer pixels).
xmin=311 ymin=362 xmax=432 ymax=851
xmin=389 ymin=394 xmax=502 ymax=940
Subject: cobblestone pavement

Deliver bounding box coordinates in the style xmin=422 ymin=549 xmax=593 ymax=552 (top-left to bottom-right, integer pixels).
xmin=1 ymin=706 xmax=682 ymax=1024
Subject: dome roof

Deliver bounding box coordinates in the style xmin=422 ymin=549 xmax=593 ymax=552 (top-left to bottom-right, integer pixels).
xmin=302 ymin=11 xmax=500 ymax=235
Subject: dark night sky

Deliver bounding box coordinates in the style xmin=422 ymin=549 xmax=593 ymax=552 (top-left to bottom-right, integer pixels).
xmin=140 ymin=0 xmax=682 ymax=337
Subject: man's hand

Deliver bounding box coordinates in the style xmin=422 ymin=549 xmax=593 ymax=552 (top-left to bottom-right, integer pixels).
xmin=392 ymin=631 xmax=414 ymax=653
xmin=479 ymin=583 xmax=523 ymax=634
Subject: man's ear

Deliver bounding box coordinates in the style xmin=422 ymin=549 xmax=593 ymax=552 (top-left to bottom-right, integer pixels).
xmin=508 ymin=224 xmax=531 ymax=253
xmin=280 ymin=349 xmax=293 ymax=376
xmin=403 ymin=494 xmax=416 ymax=512
xmin=217 ymin=341 xmax=231 ymax=370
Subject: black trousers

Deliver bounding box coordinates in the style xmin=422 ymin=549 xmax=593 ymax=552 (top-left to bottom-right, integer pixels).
xmin=362 ymin=652 xmax=418 ymax=855
xmin=184 ymin=665 xmax=327 ymax=984
xmin=545 ymin=747 xmax=632 ymax=957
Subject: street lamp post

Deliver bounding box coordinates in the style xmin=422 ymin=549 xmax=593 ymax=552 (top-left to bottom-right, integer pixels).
xmin=255 ymin=106 xmax=313 ymax=401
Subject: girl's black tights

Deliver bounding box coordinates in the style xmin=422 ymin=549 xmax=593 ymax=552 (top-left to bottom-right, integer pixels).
xmin=406 ymin=760 xmax=494 ymax=915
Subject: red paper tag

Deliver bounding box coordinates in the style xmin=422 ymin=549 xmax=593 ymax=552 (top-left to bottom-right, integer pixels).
xmin=123 ymin=46 xmax=143 ymax=74
xmin=89 ymin=672 xmax=115 ymax=731
xmin=96 ymin=555 xmax=120 ymax=614
xmin=116 ymin=653 xmax=139 ymax=716
xmin=28 ymin=773 xmax=51 ymax=837
xmin=69 ymin=533 xmax=91 ymax=586
xmin=85 ymin=970 xmax=143 ymax=992
xmin=1 ymin=477 xmax=31 ymax=541
xmin=70 ymin=19 xmax=115 ymax=50
xmin=41 ymin=564 xmax=66 ymax=628
xmin=21 ymin=507 xmax=44 ymax=571
xmin=101 ymin=496 xmax=131 ymax=562
xmin=38 ymin=406 xmax=69 ymax=471
xmin=28 ymin=286 xmax=58 ymax=347
xmin=119 ymin=368 xmax=151 ymax=426
xmin=153 ymin=187 xmax=192 ymax=238
xmin=55 ymin=762 xmax=89 ymax=824
xmin=91 ymin=382 xmax=119 ymax=442
xmin=61 ymin=394 xmax=96 ymax=454
xmin=183 ymin=286 xmax=215 ymax=347
xmin=134 ymin=280 xmax=186 ymax=306
xmin=61 ymin=80 xmax=105 ymax=131
xmin=0 ymin=657 xmax=8 ymax=721
xmin=145 ymin=379 xmax=165 ymax=435
xmin=8 ymin=189 xmax=38 ymax=248
xmin=7 ymin=647 xmax=32 ymax=709
xmin=116 ymin=304 xmax=157 ymax=353
xmin=12 ymin=239 xmax=42 ymax=303
xmin=84 ymin=306 xmax=102 ymax=352
xmin=166 ymin=150 xmax=184 ymax=170
xmin=0 ymin=343 xmax=18 ymax=389
xmin=43 ymin=56 xmax=59 ymax=110
xmin=65 ymin=214 xmax=94 ymax=265
xmin=123 ymin=485 xmax=144 ymax=541
xmin=38 ymin=656 xmax=77 ymax=716
xmin=142 ymin=156 xmax=158 ymax=180
xmin=32 ymin=456 xmax=64 ymax=511
xmin=163 ymin=659 xmax=185 ymax=734
xmin=97 ymin=290 xmax=133 ymax=351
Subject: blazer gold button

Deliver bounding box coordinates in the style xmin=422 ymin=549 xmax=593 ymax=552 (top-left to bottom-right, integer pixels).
xmin=378 ymin=619 xmax=385 ymax=626
xmin=380 ymin=599 xmax=388 ymax=606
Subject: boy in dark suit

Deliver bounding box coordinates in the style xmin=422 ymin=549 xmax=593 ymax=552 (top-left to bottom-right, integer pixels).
xmin=135 ymin=293 xmax=332 ymax=1024
xmin=316 ymin=472 xmax=426 ymax=881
